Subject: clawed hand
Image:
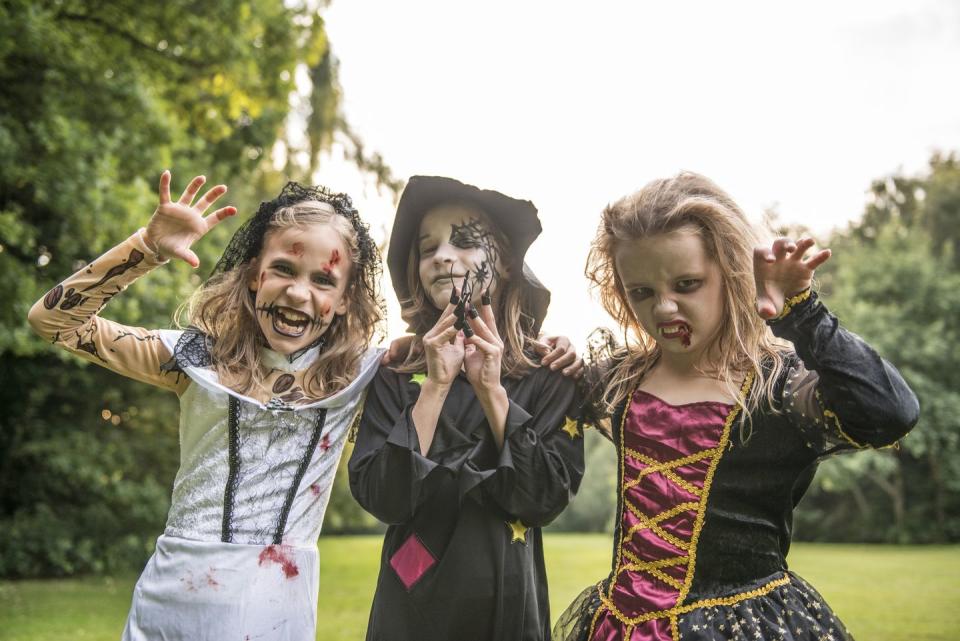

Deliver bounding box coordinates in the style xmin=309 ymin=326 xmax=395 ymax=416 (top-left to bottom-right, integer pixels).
xmin=143 ymin=171 xmax=236 ymax=268
xmin=753 ymin=237 xmax=831 ymax=319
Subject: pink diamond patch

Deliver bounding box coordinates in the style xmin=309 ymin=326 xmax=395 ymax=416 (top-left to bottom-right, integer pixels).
xmin=390 ymin=534 xmax=436 ymax=590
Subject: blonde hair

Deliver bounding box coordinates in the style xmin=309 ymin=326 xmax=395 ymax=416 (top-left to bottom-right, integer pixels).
xmin=180 ymin=201 xmax=384 ymax=398
xmin=394 ymin=206 xmax=540 ymax=379
xmin=585 ymin=172 xmax=786 ymax=441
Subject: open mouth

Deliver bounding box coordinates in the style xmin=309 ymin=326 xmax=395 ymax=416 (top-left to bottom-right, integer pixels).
xmin=262 ymin=305 xmax=314 ymax=338
xmin=657 ymin=321 xmax=692 ymax=347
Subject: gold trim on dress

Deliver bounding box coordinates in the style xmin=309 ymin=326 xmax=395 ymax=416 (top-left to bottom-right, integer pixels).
xmin=591 ymin=373 xmax=757 ymax=638
xmin=772 ymin=288 xmax=812 ymax=321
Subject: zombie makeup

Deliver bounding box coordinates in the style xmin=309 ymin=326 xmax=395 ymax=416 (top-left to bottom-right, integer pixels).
xmin=257 ymin=300 xmax=326 ymax=336
xmin=613 ymin=227 xmax=724 ymax=368
xmin=250 ymin=225 xmax=350 ymax=356
xmin=656 ymin=320 xmax=692 ymax=348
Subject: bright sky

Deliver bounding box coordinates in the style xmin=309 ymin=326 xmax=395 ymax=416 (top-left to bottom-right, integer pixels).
xmin=312 ymin=0 xmax=960 ymax=344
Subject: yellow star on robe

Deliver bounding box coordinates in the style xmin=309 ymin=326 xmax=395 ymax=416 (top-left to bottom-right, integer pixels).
xmin=410 ymin=373 xmax=427 ymax=385
xmin=506 ymin=519 xmax=528 ymax=544
xmin=561 ymin=417 xmax=581 ymax=439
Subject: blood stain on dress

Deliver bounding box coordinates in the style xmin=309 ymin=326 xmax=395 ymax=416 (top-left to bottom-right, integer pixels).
xmin=258 ymin=544 xmax=299 ymax=579
xmin=310 ymin=483 xmax=321 ymax=496
xmin=318 ymin=434 xmax=331 ymax=452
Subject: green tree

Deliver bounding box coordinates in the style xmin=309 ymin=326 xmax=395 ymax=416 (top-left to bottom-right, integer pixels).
xmin=0 ymin=0 xmax=391 ymax=576
xmin=795 ymin=153 xmax=960 ymax=543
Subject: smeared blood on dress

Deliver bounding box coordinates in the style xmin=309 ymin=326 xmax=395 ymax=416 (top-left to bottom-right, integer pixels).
xmin=319 ymin=434 xmax=331 ymax=452
xmin=258 ymin=544 xmax=299 ymax=579
xmin=310 ymin=483 xmax=322 ymax=496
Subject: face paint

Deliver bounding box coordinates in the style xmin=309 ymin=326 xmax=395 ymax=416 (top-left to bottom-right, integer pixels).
xmin=417 ymin=205 xmax=507 ymax=312
xmin=614 ymin=228 xmax=724 ymax=369
xmin=250 ymin=225 xmax=350 ymax=356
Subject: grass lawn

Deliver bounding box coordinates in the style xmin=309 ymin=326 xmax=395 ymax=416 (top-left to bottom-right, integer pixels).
xmin=1 ymin=535 xmax=957 ymax=640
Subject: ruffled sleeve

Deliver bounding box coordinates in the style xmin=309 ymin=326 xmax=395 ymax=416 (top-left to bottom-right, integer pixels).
xmin=768 ymin=289 xmax=920 ymax=454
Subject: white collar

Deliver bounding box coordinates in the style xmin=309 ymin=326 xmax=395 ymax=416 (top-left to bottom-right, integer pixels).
xmin=158 ymin=330 xmax=383 ymax=410
xmin=259 ymin=342 xmax=323 ymax=373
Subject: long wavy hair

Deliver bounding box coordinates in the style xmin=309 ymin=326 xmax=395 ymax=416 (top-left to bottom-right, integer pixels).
xmin=180 ymin=201 xmax=384 ymax=398
xmin=393 ymin=207 xmax=540 ymax=379
xmin=585 ymin=172 xmax=786 ymax=441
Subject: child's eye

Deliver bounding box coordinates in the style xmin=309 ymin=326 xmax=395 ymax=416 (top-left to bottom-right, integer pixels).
xmin=312 ymin=274 xmax=333 ymax=286
xmin=420 ymin=246 xmax=437 ymax=257
xmin=628 ymin=287 xmax=653 ymax=300
xmin=676 ymin=279 xmax=701 ymax=292
xmin=273 ymin=263 xmax=294 ymax=275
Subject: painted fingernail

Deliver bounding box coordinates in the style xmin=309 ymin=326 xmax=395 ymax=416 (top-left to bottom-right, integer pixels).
xmin=462 ymin=325 xmax=475 ymax=338
xmin=449 ymin=287 xmax=460 ymax=305
xmin=481 ymin=290 xmax=491 ymax=306
xmin=467 ymin=304 xmax=479 ymax=319
xmin=454 ymin=318 xmax=464 ymax=331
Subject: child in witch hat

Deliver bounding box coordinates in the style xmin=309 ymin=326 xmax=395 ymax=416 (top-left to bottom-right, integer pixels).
xmin=349 ymin=176 xmax=586 ymax=641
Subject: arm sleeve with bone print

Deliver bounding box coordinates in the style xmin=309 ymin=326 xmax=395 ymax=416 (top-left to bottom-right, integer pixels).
xmin=27 ymin=230 xmax=189 ymax=394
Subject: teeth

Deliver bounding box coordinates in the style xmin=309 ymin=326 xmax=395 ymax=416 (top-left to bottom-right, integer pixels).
xmin=271 ymin=308 xmax=312 ymax=337
xmin=659 ymin=325 xmax=689 ymax=337
xmin=277 ymin=308 xmax=309 ymax=326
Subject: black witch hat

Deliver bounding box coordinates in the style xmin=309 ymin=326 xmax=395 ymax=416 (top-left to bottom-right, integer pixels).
xmin=387 ymin=175 xmax=550 ymax=335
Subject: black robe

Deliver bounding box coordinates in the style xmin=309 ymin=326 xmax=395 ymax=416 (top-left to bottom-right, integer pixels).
xmin=349 ymin=363 xmax=585 ymax=641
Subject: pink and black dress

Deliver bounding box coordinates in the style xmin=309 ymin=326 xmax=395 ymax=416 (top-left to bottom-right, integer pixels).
xmin=554 ymin=291 xmax=919 ymax=641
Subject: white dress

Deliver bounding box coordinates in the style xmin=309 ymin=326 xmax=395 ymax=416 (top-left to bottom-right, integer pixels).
xmin=26 ymin=230 xmax=384 ymax=640
xmin=120 ymin=333 xmax=382 ymax=641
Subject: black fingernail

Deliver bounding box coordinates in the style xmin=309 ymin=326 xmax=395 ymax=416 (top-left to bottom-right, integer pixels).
xmin=462 ymin=325 xmax=474 ymax=338
xmin=454 ymin=318 xmax=464 ymax=331
xmin=481 ymin=291 xmax=491 ymax=306
xmin=449 ymin=288 xmax=460 ymax=305
xmin=467 ymin=304 xmax=479 ymax=319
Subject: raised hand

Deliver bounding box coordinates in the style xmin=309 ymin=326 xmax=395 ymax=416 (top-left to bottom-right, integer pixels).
xmin=422 ymin=297 xmax=465 ymax=387
xmin=143 ymin=171 xmax=236 ymax=268
xmin=753 ymin=237 xmax=831 ymax=319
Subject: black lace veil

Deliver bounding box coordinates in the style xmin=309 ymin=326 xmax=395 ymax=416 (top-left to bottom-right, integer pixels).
xmin=208 ymin=182 xmax=383 ymax=313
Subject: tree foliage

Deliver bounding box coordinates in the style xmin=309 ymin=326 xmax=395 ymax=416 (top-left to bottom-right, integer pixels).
xmin=0 ymin=0 xmax=389 ymax=577
xmin=795 ymin=153 xmax=960 ymax=543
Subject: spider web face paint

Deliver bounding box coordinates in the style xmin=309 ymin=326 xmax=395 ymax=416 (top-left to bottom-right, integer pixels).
xmin=449 ymin=218 xmax=503 ymax=295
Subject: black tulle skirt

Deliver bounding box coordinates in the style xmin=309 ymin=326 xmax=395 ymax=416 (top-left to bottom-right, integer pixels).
xmin=553 ymin=572 xmax=854 ymax=641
